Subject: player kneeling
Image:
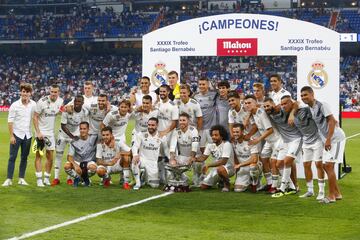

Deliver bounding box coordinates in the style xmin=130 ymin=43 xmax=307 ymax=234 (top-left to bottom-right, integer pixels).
xmin=131 ymin=117 xmax=169 ymax=190
xmin=64 ymin=122 xmax=98 ymax=187
xmin=96 ymin=127 xmax=132 ymax=189
xmin=232 ymin=124 xmax=262 ymax=193
xmin=194 ymin=125 xmax=235 ymax=192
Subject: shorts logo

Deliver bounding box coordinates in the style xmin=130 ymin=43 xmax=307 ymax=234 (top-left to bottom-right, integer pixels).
xmin=217 ymin=38 xmax=258 ymax=56
xmin=307 ymin=62 xmax=328 ymax=89
xmin=151 ymin=62 xmax=168 ymax=88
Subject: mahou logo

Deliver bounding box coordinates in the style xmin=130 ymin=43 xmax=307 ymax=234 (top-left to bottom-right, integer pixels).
xmin=217 ymin=38 xmax=258 ymax=56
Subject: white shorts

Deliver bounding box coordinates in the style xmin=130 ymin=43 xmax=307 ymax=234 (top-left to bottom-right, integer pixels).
xmin=199 ymin=129 xmax=212 ymax=148
xmin=115 ymin=134 xmax=126 ymax=144
xmin=260 ymin=139 xmax=281 ymax=159
xmin=42 ymin=134 xmax=56 ymax=151
xmin=277 ymin=138 xmax=302 ymax=160
xmin=97 ymin=162 xmax=122 ymax=175
xmin=68 ymin=161 xmax=97 ymax=168
xmin=234 ymin=161 xmax=262 ymax=186
xmin=140 ymin=159 xmax=159 ymax=184
xmin=56 ymin=135 xmax=72 ymax=153
xmin=322 ymin=140 xmax=346 ymax=164
xmin=177 ymin=155 xmax=190 ymax=165
xmin=302 ymin=139 xmax=323 ymax=162
xmin=201 ymin=168 xmax=219 ymax=187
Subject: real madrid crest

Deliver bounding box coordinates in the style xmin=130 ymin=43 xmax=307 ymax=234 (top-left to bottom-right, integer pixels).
xmin=307 ymin=62 xmax=328 ymax=89
xmin=151 ymin=62 xmax=168 ymax=88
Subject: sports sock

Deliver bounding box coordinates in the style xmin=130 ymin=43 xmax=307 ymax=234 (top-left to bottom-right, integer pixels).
xmin=279 ymin=167 xmax=291 ymax=192
xmin=123 ymin=168 xmax=130 ymax=184
xmin=271 ymin=175 xmax=279 ymax=188
xmin=132 ymin=163 xmax=140 ymax=186
xmin=318 ymin=178 xmax=325 ymax=193
xmin=54 ymin=152 xmax=63 ymax=179
xmin=264 ymin=172 xmax=272 ymax=185
xmin=306 ymin=180 xmax=314 ymax=193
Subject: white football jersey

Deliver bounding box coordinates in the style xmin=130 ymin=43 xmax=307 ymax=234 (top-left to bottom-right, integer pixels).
xmin=83 ymin=95 xmax=97 ymax=108
xmin=233 ymin=140 xmax=259 ymax=163
xmin=134 ymin=91 xmax=157 ymax=107
xmin=35 ymin=96 xmax=63 ymax=136
xmin=133 ymin=109 xmax=159 ymax=133
xmin=252 ymin=107 xmax=279 ymax=143
xmin=228 ymin=106 xmax=247 ymax=125
xmin=170 ymin=126 xmax=200 ymax=157
xmin=175 ymin=98 xmax=202 ymax=127
xmin=103 ymin=110 xmax=132 ymax=139
xmin=269 ymin=88 xmax=291 ymax=105
xmin=59 ymin=108 xmax=89 ymax=139
xmin=96 ymin=141 xmax=131 ymax=162
xmin=155 ymin=100 xmax=179 ymax=132
xmin=204 ymin=141 xmax=234 ymax=169
xmin=132 ymin=131 xmax=168 ymax=162
xmin=85 ymin=104 xmax=117 ymax=135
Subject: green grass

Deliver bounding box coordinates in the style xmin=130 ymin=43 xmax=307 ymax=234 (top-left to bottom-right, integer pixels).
xmin=0 ymin=113 xmax=359 ymax=240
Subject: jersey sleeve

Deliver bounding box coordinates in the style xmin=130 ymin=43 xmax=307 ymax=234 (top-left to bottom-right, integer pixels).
xmin=195 ymin=102 xmax=203 ymax=117
xmin=250 ymin=144 xmax=259 ymax=154
xmin=60 ymin=112 xmax=68 ymax=125
xmin=102 ymin=112 xmax=112 ymax=126
xmin=228 ymin=110 xmax=234 ymax=124
xmin=68 ymin=144 xmax=75 ymax=157
xmin=261 ymin=112 xmax=273 ymax=130
xmin=221 ymin=142 xmax=233 ymax=159
xmin=35 ymin=100 xmax=44 ymax=115
xmin=203 ymin=144 xmax=212 ymax=156
xmin=96 ymin=143 xmax=103 ymax=159
xmin=171 ymin=105 xmax=179 ymax=121
xmin=191 ymin=129 xmax=200 ymax=152
xmin=321 ymin=102 xmax=333 ymax=118
xmin=118 ymin=141 xmax=131 ymax=152
xmin=161 ymin=136 xmax=170 ymax=159
xmin=169 ymin=131 xmax=178 ymax=153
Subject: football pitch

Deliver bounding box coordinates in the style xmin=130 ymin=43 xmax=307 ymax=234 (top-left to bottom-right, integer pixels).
xmin=0 ymin=112 xmax=360 ymax=240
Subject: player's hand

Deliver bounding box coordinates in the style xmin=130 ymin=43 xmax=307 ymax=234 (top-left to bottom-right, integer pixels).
xmin=159 ymin=131 xmax=167 ymax=138
xmin=248 ymin=138 xmax=259 ymax=146
xmin=170 ymin=159 xmax=177 ymax=166
xmin=130 ymin=87 xmax=137 ymax=95
xmin=325 ymin=138 xmax=331 ymax=151
xmin=74 ymin=164 xmax=82 ymax=175
xmin=66 ymin=105 xmax=74 ymax=114
xmin=202 ymin=165 xmax=209 ymax=174
xmin=37 ymin=132 xmax=44 ymax=140
xmin=243 ymin=134 xmax=251 ymax=141
xmin=188 ymin=157 xmax=196 ymax=165
xmin=234 ymin=164 xmax=241 ymax=171
xmin=109 ymin=158 xmax=118 ymax=166
xmin=288 ymin=114 xmax=295 ymax=126
xmin=10 ymin=135 xmax=16 ymax=145
xmin=133 ymin=155 xmax=140 ymax=165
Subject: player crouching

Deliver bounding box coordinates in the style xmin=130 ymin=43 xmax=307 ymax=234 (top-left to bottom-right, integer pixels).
xmin=64 ymin=122 xmax=98 ymax=187
xmin=232 ymin=124 xmax=262 ymax=193
xmin=96 ymin=127 xmax=132 ymax=189
xmin=194 ymin=125 xmax=235 ymax=192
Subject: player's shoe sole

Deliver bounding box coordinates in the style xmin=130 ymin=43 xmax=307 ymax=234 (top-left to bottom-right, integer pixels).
xmin=271 ymin=191 xmax=285 ymax=198
xmin=284 ymin=188 xmax=298 ymax=196
xmin=299 ymin=191 xmax=314 ymax=198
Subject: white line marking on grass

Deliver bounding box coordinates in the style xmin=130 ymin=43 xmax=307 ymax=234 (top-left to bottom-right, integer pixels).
xmin=346 ymin=132 xmax=360 ymax=139
xmin=7 ymin=192 xmax=173 ymax=240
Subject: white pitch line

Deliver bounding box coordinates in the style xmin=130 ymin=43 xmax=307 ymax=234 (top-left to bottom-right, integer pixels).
xmin=346 ymin=132 xmax=360 ymax=139
xmin=7 ymin=192 xmax=173 ymax=240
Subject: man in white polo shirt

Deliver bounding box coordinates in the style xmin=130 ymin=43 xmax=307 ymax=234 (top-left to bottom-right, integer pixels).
xmin=2 ymin=83 xmax=36 ymax=187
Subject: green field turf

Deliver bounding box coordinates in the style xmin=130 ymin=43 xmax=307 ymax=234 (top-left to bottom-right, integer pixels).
xmin=0 ymin=112 xmax=359 ymax=240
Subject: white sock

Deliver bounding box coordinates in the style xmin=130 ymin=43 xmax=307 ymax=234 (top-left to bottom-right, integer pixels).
xmin=306 ymin=180 xmax=314 ymax=193
xmin=123 ymin=168 xmax=130 ymax=184
xmin=44 ymin=172 xmax=51 ymax=179
xmin=271 ymin=175 xmax=279 ymax=188
xmin=132 ymin=163 xmax=141 ymax=186
xmin=280 ymin=167 xmax=291 ymax=192
xmin=318 ymin=179 xmax=325 ymax=193
xmin=264 ymin=172 xmax=272 ymax=185
xmin=54 ymin=152 xmax=63 ymax=179
xmin=35 ymin=172 xmax=42 ymax=181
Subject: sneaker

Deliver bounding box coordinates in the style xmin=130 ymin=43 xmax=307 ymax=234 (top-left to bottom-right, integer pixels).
xmin=2 ymin=179 xmax=12 ymax=187
xmin=66 ymin=178 xmax=73 ymax=185
xmin=221 ymin=187 xmax=230 ymax=192
xmin=51 ymin=178 xmax=60 ymax=186
xmin=284 ymin=188 xmax=298 ymax=195
xmin=123 ymin=182 xmax=131 ymax=190
xmin=37 ymin=179 xmax=45 ymax=187
xmin=299 ymin=191 xmax=314 ymax=198
xmin=267 ymin=187 xmax=278 ymax=194
xmin=133 ymin=184 xmax=141 ymax=190
xmin=18 ymin=178 xmax=29 ymax=186
xmin=103 ymin=179 xmax=111 ymax=188
xmin=73 ymin=177 xmax=80 ymax=187
xmin=316 ymin=192 xmax=325 ymax=201
xmin=271 ymin=190 xmax=285 ymax=198
xmin=43 ymin=178 xmax=51 ymax=186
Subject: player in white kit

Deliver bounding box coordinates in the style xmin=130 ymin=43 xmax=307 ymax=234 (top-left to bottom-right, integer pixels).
xmin=53 ymin=95 xmax=88 ymax=186
xmin=33 ymin=84 xmax=63 ymax=187
xmin=155 ymin=85 xmax=179 ymax=184
xmin=268 ymin=74 xmax=291 ymax=106
xmin=301 ymin=86 xmax=345 ymax=203
xmin=169 ymin=113 xmax=200 ymax=185
xmin=129 ymin=76 xmax=158 ymax=107
xmin=96 ymin=126 xmax=132 ymax=189
xmin=131 ymin=117 xmax=169 ymax=190
xmin=232 ymin=123 xmax=262 ymax=193
xmin=195 ymin=125 xmax=235 ymax=192
xmin=101 ymin=99 xmax=132 ymax=143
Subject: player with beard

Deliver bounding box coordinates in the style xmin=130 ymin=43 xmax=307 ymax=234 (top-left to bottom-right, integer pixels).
xmin=131 ymin=118 xmax=169 ymax=190
xmin=96 ymin=127 xmax=131 ymax=189
xmin=155 ymin=85 xmax=179 ymax=184
xmin=301 ymin=86 xmax=345 ymax=203
xmin=194 ymin=125 xmax=234 ymax=192
xmin=132 ymin=95 xmax=159 ymax=139
xmin=33 ymin=84 xmax=63 ymax=187
xmin=53 ymin=95 xmax=88 ymax=186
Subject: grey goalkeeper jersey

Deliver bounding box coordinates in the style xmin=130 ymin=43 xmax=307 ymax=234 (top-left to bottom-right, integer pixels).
xmin=68 ymin=135 xmax=98 ymax=163
xmin=293 ymin=107 xmax=321 ymax=145
xmin=194 ymin=91 xmax=218 ymax=130
xmin=217 ymin=97 xmax=230 ymax=132
xmin=268 ymin=109 xmax=302 ymax=143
